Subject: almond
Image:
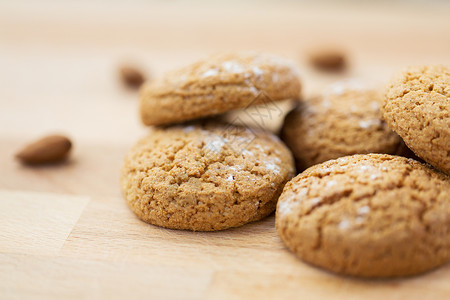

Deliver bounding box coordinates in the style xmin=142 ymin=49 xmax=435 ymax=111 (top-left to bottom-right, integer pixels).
xmin=119 ymin=65 xmax=146 ymax=89
xmin=309 ymin=49 xmax=346 ymax=71
xmin=15 ymin=135 xmax=72 ymax=165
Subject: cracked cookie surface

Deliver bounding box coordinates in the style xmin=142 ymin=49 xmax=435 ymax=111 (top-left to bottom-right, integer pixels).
xmin=276 ymin=154 xmax=450 ymax=277
xmin=382 ymin=65 xmax=450 ymax=175
xmin=140 ymin=52 xmax=301 ymax=126
xmin=121 ymin=123 xmax=295 ymax=231
xmin=281 ymin=80 xmax=409 ymax=171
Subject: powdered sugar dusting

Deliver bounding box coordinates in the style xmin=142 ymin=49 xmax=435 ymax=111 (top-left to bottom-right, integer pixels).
xmin=222 ymin=61 xmax=244 ymax=74
xmin=230 ymin=165 xmax=241 ymax=172
xmin=320 ymin=98 xmax=331 ymax=109
xmin=249 ymin=86 xmax=259 ymax=95
xmin=201 ymin=68 xmax=219 ymax=78
xmin=338 ymin=219 xmax=350 ymax=230
xmin=326 ymin=180 xmax=337 ymax=188
xmin=277 ymin=194 xmax=300 ymax=216
xmin=226 ymin=174 xmax=234 ymax=182
xmin=337 ymin=157 xmax=349 ymax=163
xmin=358 ymin=165 xmax=373 ymax=172
xmin=370 ymin=174 xmax=380 ymax=180
xmin=355 ymin=216 xmax=365 ymax=224
xmin=266 ymin=162 xmax=280 ymax=174
xmin=310 ymin=197 xmax=322 ymax=205
xmin=277 ymin=200 xmax=293 ymax=216
xmin=256 ymin=53 xmax=301 ymax=77
xmin=296 ymin=187 xmax=308 ymax=198
xmin=241 ymin=149 xmax=253 ymax=156
xmin=253 ymin=144 xmax=265 ymax=152
xmin=271 ymin=156 xmax=281 ymax=163
xmin=323 ymin=79 xmax=367 ymax=97
xmin=358 ymin=205 xmax=371 ymax=214
xmin=184 ymin=125 xmax=195 ymax=133
xmin=272 ymin=73 xmax=279 ymax=83
xmin=370 ymin=101 xmax=380 ymax=111
xmin=359 ymin=119 xmax=381 ymax=129
xmin=204 ymin=138 xmax=225 ymax=153
xmin=252 ymin=66 xmax=264 ymax=76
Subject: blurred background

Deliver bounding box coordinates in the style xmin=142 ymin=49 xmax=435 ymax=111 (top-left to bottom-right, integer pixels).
xmin=1 ymin=2 xmax=450 ymax=298
xmin=1 ymin=0 xmax=449 ymax=144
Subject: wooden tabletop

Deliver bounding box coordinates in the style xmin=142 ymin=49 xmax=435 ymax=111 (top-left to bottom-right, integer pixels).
xmin=1 ymin=1 xmax=450 ymax=299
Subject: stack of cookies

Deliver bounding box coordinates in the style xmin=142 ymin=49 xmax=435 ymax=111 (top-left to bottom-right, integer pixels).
xmin=121 ymin=54 xmax=450 ymax=278
xmin=121 ymin=53 xmax=301 ymax=231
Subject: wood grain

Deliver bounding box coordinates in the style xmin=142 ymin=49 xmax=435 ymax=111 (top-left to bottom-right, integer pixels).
xmin=1 ymin=1 xmax=450 ymax=299
xmin=0 ymin=190 xmax=89 ymax=255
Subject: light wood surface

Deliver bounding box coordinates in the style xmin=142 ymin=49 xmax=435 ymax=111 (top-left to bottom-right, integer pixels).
xmin=1 ymin=1 xmax=450 ymax=299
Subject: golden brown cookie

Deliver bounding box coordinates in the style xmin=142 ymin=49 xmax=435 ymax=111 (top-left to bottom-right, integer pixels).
xmin=382 ymin=65 xmax=450 ymax=175
xmin=281 ymin=80 xmax=408 ymax=171
xmin=140 ymin=52 xmax=301 ymax=126
xmin=121 ymin=123 xmax=295 ymax=231
xmin=276 ymin=154 xmax=450 ymax=278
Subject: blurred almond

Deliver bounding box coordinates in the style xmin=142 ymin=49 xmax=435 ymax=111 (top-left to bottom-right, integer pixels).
xmin=15 ymin=135 xmax=72 ymax=165
xmin=119 ymin=65 xmax=146 ymax=89
xmin=309 ymin=49 xmax=346 ymax=71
